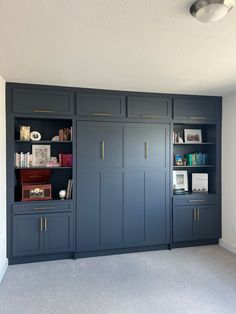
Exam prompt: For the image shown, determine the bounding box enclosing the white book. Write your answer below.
[20,152,24,168]
[192,173,208,193]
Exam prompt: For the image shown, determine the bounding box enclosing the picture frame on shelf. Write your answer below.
[192,173,208,193]
[175,154,183,166]
[173,170,188,192]
[20,126,30,141]
[32,145,51,167]
[184,129,202,143]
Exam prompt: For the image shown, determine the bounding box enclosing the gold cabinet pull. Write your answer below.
[193,209,197,221]
[197,209,200,221]
[92,113,111,116]
[33,110,55,113]
[40,217,43,232]
[141,115,160,118]
[145,142,148,159]
[189,116,206,120]
[188,200,205,203]
[33,206,54,210]
[101,141,105,160]
[44,217,47,231]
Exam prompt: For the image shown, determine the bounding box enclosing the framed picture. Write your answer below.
[175,154,183,166]
[184,129,202,143]
[32,145,51,167]
[20,126,30,141]
[192,173,208,193]
[173,170,188,191]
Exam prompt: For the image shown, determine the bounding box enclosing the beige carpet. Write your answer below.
[0,245,236,314]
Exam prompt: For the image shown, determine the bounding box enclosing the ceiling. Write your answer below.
[0,0,236,96]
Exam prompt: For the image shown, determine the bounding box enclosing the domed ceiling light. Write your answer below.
[190,0,234,22]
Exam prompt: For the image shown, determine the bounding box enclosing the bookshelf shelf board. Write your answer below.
[13,199,73,204]
[15,167,72,170]
[15,140,72,144]
[173,142,215,145]
[173,165,215,169]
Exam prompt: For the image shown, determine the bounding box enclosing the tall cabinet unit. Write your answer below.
[6,83,222,264]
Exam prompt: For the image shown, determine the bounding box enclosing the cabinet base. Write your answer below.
[9,252,74,265]
[171,238,219,249]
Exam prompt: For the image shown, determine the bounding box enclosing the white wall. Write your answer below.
[221,92,236,254]
[0,75,7,282]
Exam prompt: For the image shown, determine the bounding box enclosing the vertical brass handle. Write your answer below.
[197,209,200,221]
[101,141,105,160]
[44,217,47,231]
[145,142,148,159]
[40,217,43,232]
[193,209,197,221]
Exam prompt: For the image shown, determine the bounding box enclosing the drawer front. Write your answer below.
[12,88,74,115]
[127,96,171,119]
[76,93,125,118]
[173,195,216,207]
[173,98,217,121]
[12,201,73,214]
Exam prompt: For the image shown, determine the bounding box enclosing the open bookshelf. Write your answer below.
[173,123,217,195]
[14,117,73,202]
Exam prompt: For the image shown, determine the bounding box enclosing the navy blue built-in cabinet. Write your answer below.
[6,84,222,264]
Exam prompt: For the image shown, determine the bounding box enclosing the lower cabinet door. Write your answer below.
[173,206,194,242]
[194,205,216,240]
[43,213,74,253]
[13,214,44,257]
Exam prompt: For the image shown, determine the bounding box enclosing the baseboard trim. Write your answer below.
[0,259,8,283]
[219,239,236,255]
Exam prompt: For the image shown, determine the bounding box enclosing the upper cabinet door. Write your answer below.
[173,98,217,121]
[12,88,74,115]
[127,96,171,119]
[76,93,125,118]
[77,121,123,168]
[125,124,168,169]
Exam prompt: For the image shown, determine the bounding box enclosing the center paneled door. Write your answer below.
[77,121,170,252]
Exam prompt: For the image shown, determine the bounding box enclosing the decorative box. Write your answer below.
[19,169,52,201]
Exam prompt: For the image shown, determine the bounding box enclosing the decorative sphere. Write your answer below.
[59,190,66,199]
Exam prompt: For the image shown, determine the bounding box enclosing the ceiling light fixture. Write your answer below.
[190,0,234,22]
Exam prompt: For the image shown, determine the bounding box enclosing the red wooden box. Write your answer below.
[20,169,52,201]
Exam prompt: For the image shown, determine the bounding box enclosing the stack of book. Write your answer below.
[15,152,32,168]
[59,154,73,167]
[59,127,72,141]
[185,153,208,166]
[66,179,73,199]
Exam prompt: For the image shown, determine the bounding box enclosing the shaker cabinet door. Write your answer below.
[12,214,44,257]
[77,122,123,169]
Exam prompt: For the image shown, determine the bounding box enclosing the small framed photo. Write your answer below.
[175,154,183,166]
[32,145,51,167]
[173,170,188,191]
[20,126,30,141]
[184,129,202,143]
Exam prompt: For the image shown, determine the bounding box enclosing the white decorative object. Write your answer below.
[59,190,66,200]
[52,135,59,141]
[32,145,51,167]
[30,131,41,141]
[192,173,208,193]
[173,170,188,192]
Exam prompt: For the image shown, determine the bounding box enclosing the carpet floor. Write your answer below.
[0,245,236,314]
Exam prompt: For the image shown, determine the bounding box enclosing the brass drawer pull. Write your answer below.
[92,113,111,116]
[141,115,160,118]
[33,206,55,210]
[44,217,48,231]
[33,110,55,113]
[101,141,105,160]
[189,116,206,120]
[39,217,43,232]
[188,200,205,203]
[145,142,148,159]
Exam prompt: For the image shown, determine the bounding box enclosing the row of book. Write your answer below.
[15,152,32,168]
[66,179,73,199]
[185,153,208,166]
